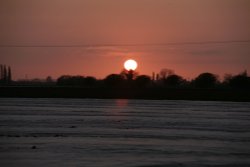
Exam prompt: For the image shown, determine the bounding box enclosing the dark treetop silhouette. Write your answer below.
[0,64,12,86]
[0,68,250,101]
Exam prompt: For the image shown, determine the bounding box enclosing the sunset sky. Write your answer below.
[0,0,250,80]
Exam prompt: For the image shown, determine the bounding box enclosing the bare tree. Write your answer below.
[159,68,174,79]
[0,65,3,80]
[3,65,7,83]
[120,69,138,81]
[7,66,12,84]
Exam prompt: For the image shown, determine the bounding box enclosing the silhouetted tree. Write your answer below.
[135,75,151,87]
[84,76,97,87]
[104,74,125,87]
[223,74,232,84]
[152,72,156,81]
[46,76,53,83]
[3,65,7,83]
[0,65,8,85]
[194,72,219,88]
[0,65,3,80]
[72,76,85,86]
[221,73,233,88]
[164,74,185,87]
[57,75,71,85]
[159,68,174,80]
[0,65,13,85]
[7,66,12,84]
[57,75,85,86]
[228,71,250,89]
[120,69,138,81]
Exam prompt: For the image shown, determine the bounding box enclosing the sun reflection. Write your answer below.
[106,99,129,122]
[115,99,128,107]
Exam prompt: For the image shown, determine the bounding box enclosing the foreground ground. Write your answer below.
[0,98,250,167]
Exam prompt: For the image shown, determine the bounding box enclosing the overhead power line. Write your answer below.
[0,40,250,48]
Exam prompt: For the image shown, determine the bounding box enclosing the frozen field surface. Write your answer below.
[0,98,250,167]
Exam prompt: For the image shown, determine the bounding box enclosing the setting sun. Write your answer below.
[124,59,138,71]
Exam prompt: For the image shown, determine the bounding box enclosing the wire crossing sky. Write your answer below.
[0,40,250,48]
[0,0,250,80]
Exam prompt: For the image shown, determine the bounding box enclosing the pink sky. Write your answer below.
[0,0,250,80]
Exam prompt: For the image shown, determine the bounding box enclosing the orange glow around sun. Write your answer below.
[124,59,138,71]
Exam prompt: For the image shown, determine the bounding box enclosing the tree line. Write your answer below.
[0,64,12,85]
[2,66,249,89]
[57,69,250,89]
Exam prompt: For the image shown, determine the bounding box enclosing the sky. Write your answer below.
[0,0,250,80]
